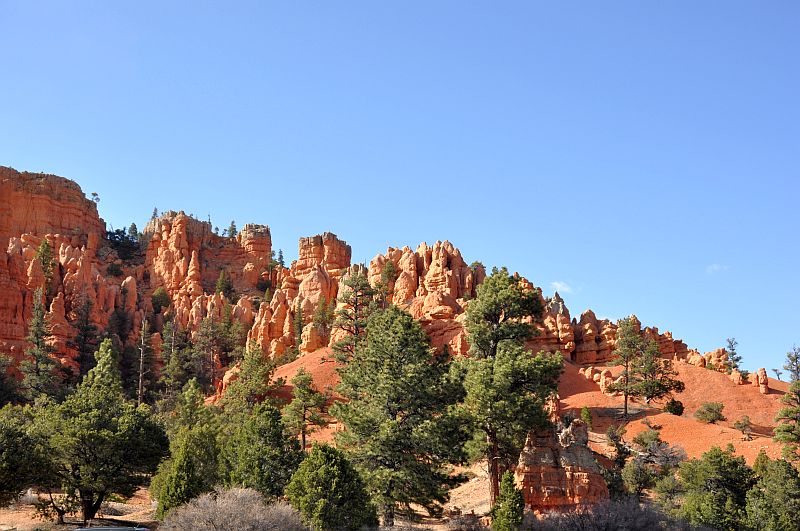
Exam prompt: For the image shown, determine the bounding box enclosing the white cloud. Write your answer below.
[550,281,573,294]
[705,264,729,275]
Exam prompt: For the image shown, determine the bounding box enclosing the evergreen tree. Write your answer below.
[151,287,171,315]
[192,318,219,391]
[215,269,234,300]
[127,222,139,242]
[458,343,562,508]
[221,343,279,415]
[20,287,64,401]
[775,345,800,462]
[157,319,194,408]
[293,300,304,349]
[633,338,685,404]
[283,367,329,449]
[603,424,631,500]
[35,239,55,295]
[374,260,397,308]
[152,207,159,220]
[461,266,552,507]
[227,220,237,238]
[674,445,754,531]
[286,444,378,531]
[491,471,524,531]
[745,458,800,531]
[278,249,285,267]
[152,423,220,519]
[332,306,469,526]
[311,297,335,343]
[33,339,169,524]
[136,318,157,405]
[0,406,44,506]
[606,317,647,418]
[331,270,374,362]
[221,402,303,498]
[0,354,19,405]
[726,337,741,373]
[68,294,98,382]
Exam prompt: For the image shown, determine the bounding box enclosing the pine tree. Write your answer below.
[331,270,375,362]
[311,297,335,343]
[726,337,741,373]
[227,220,237,238]
[491,471,524,531]
[20,287,63,401]
[462,266,550,507]
[33,338,169,524]
[221,343,279,414]
[278,249,285,267]
[283,368,329,450]
[151,207,159,220]
[221,402,303,499]
[675,445,754,530]
[293,300,304,349]
[285,444,378,531]
[745,458,800,531]
[0,353,19,405]
[152,423,219,519]
[151,287,171,315]
[68,294,98,382]
[374,260,397,308]
[0,406,44,506]
[35,239,55,295]
[136,318,156,405]
[215,269,234,300]
[332,306,469,526]
[607,317,648,418]
[774,345,800,462]
[127,223,139,242]
[632,338,685,404]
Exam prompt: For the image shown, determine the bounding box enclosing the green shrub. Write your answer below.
[285,444,377,530]
[151,287,171,314]
[107,262,123,277]
[580,406,593,430]
[492,471,524,531]
[694,402,725,424]
[665,399,684,416]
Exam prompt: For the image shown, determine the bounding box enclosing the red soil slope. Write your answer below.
[559,360,788,464]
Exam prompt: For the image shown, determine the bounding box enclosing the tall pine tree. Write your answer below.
[331,270,375,362]
[282,367,329,450]
[332,306,469,526]
[774,345,800,462]
[20,287,64,401]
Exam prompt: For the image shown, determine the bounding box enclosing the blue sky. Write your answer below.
[1,2,798,372]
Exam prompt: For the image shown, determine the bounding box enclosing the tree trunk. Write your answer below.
[79,489,105,525]
[487,432,500,508]
[382,479,395,527]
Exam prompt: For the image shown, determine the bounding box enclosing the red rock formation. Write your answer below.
[0,167,106,249]
[752,367,769,394]
[515,420,609,512]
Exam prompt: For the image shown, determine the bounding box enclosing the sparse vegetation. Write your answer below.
[665,398,684,416]
[694,402,726,424]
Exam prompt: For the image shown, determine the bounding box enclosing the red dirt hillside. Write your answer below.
[559,360,788,464]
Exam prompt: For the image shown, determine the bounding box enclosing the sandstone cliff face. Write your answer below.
[0,167,105,249]
[515,420,609,511]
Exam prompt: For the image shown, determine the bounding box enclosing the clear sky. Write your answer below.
[1,2,798,373]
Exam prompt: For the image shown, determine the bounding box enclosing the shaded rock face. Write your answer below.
[515,420,609,511]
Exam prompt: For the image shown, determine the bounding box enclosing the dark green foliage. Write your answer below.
[277,249,285,267]
[226,220,237,238]
[0,406,43,506]
[774,345,800,462]
[602,424,631,500]
[745,458,800,531]
[462,266,552,507]
[215,269,235,300]
[374,260,397,307]
[106,228,138,259]
[673,445,754,531]
[665,398,684,416]
[221,402,303,498]
[127,222,139,242]
[156,319,196,408]
[621,457,653,497]
[331,271,375,362]
[0,354,19,405]
[68,294,98,382]
[311,296,335,344]
[106,262,123,276]
[282,368,328,450]
[35,239,55,293]
[152,207,159,220]
[694,402,726,424]
[580,406,592,430]
[221,343,279,414]
[33,338,169,523]
[607,317,684,418]
[285,444,377,530]
[458,344,562,498]
[491,471,524,531]
[726,337,741,373]
[152,423,220,519]
[332,306,469,526]
[464,266,543,361]
[151,287,171,314]
[20,288,64,401]
[734,415,753,440]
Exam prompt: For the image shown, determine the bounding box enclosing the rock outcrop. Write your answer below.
[515,420,609,511]
[752,367,769,394]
